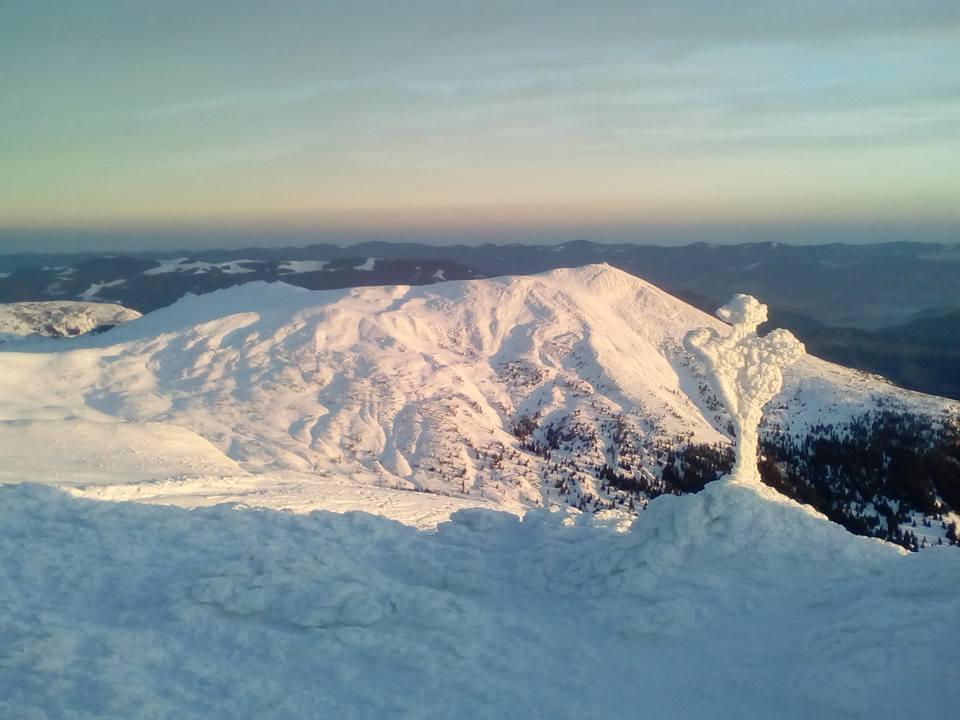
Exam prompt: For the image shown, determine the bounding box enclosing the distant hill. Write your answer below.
[0,255,481,313]
[0,301,141,342]
[1,240,957,398]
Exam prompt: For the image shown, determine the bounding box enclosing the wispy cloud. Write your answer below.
[1,0,958,228]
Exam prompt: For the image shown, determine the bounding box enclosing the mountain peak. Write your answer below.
[525,262,674,299]
[2,266,953,524]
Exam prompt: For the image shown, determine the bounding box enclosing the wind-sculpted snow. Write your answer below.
[1,481,958,719]
[685,294,804,484]
[0,265,955,520]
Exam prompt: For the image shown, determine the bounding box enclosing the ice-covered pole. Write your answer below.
[684,295,804,485]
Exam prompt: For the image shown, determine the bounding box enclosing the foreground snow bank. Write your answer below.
[2,481,958,719]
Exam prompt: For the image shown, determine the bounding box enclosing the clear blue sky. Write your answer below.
[1,1,958,250]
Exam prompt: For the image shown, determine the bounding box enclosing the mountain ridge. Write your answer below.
[3,240,957,399]
[1,265,956,545]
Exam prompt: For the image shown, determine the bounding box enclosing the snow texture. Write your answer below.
[1,480,958,719]
[685,294,804,484]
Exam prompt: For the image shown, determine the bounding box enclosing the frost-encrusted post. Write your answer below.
[684,295,804,485]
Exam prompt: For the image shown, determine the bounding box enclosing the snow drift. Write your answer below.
[2,480,958,719]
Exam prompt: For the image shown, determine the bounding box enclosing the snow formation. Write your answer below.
[2,480,958,719]
[685,294,804,484]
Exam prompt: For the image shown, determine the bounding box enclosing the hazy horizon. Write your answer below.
[1,219,959,255]
[2,1,958,248]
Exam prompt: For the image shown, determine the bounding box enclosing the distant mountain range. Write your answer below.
[1,240,957,398]
[0,255,481,314]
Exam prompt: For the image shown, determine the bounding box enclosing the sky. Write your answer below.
[1,1,959,251]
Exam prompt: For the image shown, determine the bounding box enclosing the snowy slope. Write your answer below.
[2,480,958,719]
[0,300,140,342]
[0,265,954,520]
[0,418,244,486]
[2,265,959,717]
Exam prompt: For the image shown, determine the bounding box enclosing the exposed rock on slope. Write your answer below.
[0,301,141,342]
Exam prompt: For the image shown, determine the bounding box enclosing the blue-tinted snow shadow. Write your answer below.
[2,483,958,720]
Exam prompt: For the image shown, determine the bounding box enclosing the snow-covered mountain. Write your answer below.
[4,242,958,399]
[0,300,141,342]
[2,265,959,717]
[0,265,955,533]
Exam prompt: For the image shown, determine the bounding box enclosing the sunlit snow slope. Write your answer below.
[0,265,954,521]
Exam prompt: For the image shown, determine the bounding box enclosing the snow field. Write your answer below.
[143,258,264,275]
[0,418,245,485]
[1,480,958,719]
